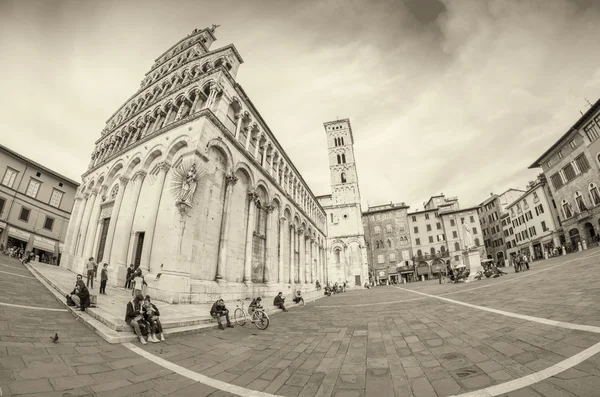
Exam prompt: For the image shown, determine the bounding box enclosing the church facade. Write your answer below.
[316,119,369,287]
[62,27,328,303]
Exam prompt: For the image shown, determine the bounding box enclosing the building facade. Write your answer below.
[316,119,368,287]
[0,144,79,262]
[362,202,412,284]
[408,194,485,279]
[477,189,524,264]
[530,99,600,249]
[62,27,328,303]
[504,177,563,260]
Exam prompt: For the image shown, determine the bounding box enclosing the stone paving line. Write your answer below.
[0,270,35,279]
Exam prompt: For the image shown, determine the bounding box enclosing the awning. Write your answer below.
[8,227,31,242]
[32,236,56,252]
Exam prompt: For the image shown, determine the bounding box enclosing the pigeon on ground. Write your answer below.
[50,333,59,343]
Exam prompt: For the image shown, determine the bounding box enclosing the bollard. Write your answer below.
[562,247,566,256]
[421,275,425,282]
[544,251,548,260]
[583,240,588,250]
[578,241,583,252]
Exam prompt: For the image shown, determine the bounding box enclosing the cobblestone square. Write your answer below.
[2,248,600,396]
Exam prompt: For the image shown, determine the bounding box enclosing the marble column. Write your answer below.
[216,173,238,282]
[83,185,107,261]
[309,238,314,283]
[110,171,146,267]
[298,228,305,284]
[164,106,173,126]
[234,113,243,139]
[76,189,98,257]
[263,205,275,283]
[289,225,295,285]
[65,195,86,255]
[278,216,286,283]
[243,190,258,283]
[102,177,129,263]
[140,161,171,272]
[190,93,200,114]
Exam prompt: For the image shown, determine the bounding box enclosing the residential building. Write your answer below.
[407,194,484,280]
[362,202,412,284]
[529,98,600,249]
[477,189,524,264]
[504,176,563,260]
[317,118,368,287]
[63,27,327,303]
[0,144,79,262]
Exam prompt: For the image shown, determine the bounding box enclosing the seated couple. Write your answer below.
[66,274,90,312]
[125,294,165,345]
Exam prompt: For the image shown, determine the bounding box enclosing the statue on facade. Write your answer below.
[179,163,198,205]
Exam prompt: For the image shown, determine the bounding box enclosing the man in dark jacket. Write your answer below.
[273,292,288,312]
[70,280,90,312]
[210,299,233,330]
[126,294,150,344]
[125,264,135,289]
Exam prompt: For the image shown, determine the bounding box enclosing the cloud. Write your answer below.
[0,0,599,215]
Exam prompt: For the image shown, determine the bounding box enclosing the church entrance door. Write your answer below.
[355,275,361,286]
[134,232,145,268]
[96,218,110,262]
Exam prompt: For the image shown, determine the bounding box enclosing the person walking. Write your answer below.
[99,263,108,294]
[85,257,96,289]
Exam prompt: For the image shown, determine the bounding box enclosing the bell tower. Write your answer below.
[324,119,361,205]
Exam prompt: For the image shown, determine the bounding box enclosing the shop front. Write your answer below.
[430,259,446,277]
[376,270,388,285]
[7,227,30,251]
[32,236,58,264]
[0,221,6,249]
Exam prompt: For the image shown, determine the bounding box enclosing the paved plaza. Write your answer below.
[2,249,600,396]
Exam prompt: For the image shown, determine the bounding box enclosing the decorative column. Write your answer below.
[65,195,86,255]
[101,177,129,262]
[175,99,186,121]
[289,225,295,285]
[110,170,146,267]
[298,228,305,284]
[141,121,151,136]
[278,216,286,283]
[254,134,262,158]
[76,189,98,257]
[164,106,173,126]
[150,113,163,134]
[245,129,252,151]
[215,173,238,283]
[83,185,107,260]
[234,113,243,139]
[243,190,259,283]
[190,93,200,114]
[140,161,171,272]
[263,205,275,283]
[309,238,315,283]
[316,242,321,283]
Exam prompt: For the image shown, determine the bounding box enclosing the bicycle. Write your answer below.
[234,299,270,330]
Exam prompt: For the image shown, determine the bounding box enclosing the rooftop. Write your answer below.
[529,98,600,168]
[0,144,80,187]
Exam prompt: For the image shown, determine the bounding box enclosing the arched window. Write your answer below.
[330,213,334,223]
[341,153,346,163]
[454,242,460,251]
[334,249,341,264]
[334,137,338,146]
[375,241,379,249]
[430,247,435,256]
[474,238,480,247]
[387,239,392,248]
[417,249,422,257]
[562,199,573,219]
[575,191,588,212]
[374,226,381,235]
[590,183,600,206]
[337,154,341,164]
[440,245,446,253]
[341,172,346,183]
[341,137,344,145]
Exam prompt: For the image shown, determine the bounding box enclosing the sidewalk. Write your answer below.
[26,261,326,344]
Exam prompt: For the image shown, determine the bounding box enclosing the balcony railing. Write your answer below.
[576,209,590,221]
[413,252,450,261]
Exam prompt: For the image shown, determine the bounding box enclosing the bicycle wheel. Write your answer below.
[252,311,270,330]
[234,308,246,326]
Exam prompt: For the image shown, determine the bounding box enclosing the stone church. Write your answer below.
[62,27,328,303]
[316,119,369,287]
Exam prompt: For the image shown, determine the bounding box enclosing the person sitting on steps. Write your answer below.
[142,295,164,342]
[126,293,154,345]
[210,299,234,330]
[67,275,90,311]
[274,292,288,312]
[293,290,305,305]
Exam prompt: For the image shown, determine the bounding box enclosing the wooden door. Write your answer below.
[96,218,110,262]
[134,232,145,268]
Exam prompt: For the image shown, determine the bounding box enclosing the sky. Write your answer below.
[1,0,599,211]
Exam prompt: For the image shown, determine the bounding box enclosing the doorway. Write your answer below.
[133,232,145,269]
[584,222,596,241]
[96,218,110,262]
[354,275,361,286]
